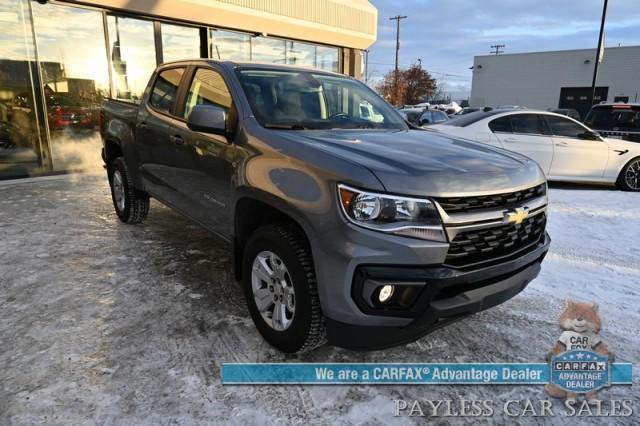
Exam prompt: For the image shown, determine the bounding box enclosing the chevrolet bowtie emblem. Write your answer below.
[503,207,529,225]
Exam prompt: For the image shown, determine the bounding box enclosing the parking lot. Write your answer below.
[0,173,638,425]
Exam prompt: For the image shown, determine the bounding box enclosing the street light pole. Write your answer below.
[389,15,407,105]
[591,0,608,106]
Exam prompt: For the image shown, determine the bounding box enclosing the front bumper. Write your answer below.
[316,230,550,350]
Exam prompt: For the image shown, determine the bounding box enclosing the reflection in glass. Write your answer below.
[286,41,316,68]
[316,46,339,72]
[107,15,156,103]
[161,23,200,63]
[210,30,251,62]
[33,2,109,172]
[251,37,286,64]
[0,0,44,177]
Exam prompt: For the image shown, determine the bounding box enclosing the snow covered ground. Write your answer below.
[0,174,638,425]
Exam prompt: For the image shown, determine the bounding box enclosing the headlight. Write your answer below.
[338,184,447,242]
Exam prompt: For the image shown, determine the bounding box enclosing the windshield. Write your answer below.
[584,107,640,131]
[236,68,407,130]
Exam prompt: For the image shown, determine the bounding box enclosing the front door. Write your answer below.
[170,66,240,240]
[489,113,554,174]
[543,114,609,179]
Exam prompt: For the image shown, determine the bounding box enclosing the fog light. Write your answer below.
[378,285,395,303]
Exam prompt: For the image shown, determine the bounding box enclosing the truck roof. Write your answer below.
[158,58,345,77]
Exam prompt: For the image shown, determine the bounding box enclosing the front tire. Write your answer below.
[617,157,640,191]
[108,157,150,223]
[242,225,326,353]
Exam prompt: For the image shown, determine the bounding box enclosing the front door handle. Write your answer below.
[139,121,148,129]
[503,138,518,143]
[169,134,184,145]
[555,141,568,147]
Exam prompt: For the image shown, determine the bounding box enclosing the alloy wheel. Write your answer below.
[625,159,640,190]
[112,169,126,212]
[251,250,296,331]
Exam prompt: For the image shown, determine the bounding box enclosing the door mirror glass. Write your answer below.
[420,118,431,125]
[578,130,602,141]
[187,104,226,135]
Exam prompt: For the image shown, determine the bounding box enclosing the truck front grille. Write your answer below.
[434,183,546,213]
[444,212,546,268]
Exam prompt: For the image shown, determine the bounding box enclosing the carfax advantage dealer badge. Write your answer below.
[550,350,611,394]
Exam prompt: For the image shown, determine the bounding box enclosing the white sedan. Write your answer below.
[431,109,640,191]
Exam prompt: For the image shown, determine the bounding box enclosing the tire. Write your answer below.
[108,157,150,223]
[242,224,326,353]
[616,157,640,192]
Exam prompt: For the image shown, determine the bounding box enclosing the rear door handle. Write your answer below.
[503,138,518,143]
[169,134,184,145]
[139,121,148,128]
[555,141,568,147]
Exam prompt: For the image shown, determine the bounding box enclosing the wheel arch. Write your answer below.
[233,190,316,281]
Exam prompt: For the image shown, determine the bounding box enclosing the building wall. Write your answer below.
[470,46,640,109]
[63,0,377,50]
[0,0,377,180]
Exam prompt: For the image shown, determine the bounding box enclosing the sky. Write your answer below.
[367,0,640,101]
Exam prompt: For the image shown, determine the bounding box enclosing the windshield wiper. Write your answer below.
[263,123,308,130]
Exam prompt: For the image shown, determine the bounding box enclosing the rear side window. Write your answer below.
[150,68,185,114]
[545,115,589,138]
[489,116,512,133]
[510,114,544,134]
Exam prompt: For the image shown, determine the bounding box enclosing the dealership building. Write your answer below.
[470,45,640,119]
[0,0,377,179]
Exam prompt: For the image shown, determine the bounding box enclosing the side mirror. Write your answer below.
[578,130,601,141]
[187,104,226,136]
[419,118,431,126]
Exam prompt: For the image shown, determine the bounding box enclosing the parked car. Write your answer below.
[101,60,550,353]
[431,109,640,191]
[397,107,424,124]
[548,108,581,121]
[418,109,449,126]
[46,94,95,131]
[584,103,640,143]
[451,107,481,117]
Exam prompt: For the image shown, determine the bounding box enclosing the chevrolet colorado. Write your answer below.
[100,60,550,353]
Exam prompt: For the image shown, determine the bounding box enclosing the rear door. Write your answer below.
[544,114,609,179]
[136,66,187,197]
[489,113,554,173]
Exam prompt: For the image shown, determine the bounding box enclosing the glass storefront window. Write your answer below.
[286,41,316,68]
[316,45,340,72]
[251,37,286,64]
[107,15,156,103]
[0,0,45,178]
[210,29,251,62]
[32,2,109,172]
[161,23,200,63]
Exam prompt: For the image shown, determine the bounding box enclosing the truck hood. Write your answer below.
[274,129,545,197]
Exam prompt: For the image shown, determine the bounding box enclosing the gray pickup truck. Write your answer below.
[100,60,550,353]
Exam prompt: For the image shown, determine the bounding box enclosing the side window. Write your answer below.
[545,115,589,138]
[489,116,512,133]
[183,68,232,119]
[510,114,544,134]
[149,67,185,114]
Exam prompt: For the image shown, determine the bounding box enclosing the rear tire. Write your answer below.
[242,224,326,353]
[108,157,150,223]
[616,157,640,192]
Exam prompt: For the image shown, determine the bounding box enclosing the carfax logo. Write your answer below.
[545,299,614,403]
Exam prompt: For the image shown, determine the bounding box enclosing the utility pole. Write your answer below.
[591,0,608,106]
[490,44,505,55]
[364,49,369,84]
[389,15,407,104]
